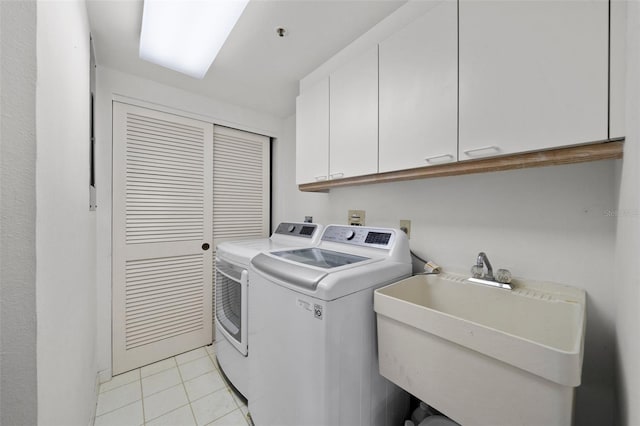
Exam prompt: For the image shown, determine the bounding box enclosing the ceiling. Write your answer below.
[86,0,406,118]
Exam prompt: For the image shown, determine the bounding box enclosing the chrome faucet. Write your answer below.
[469,252,513,290]
[475,252,494,281]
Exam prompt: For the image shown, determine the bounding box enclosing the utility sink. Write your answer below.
[374,273,586,426]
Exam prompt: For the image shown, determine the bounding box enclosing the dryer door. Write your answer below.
[215,258,248,356]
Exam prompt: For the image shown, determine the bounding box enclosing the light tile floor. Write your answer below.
[94,345,251,426]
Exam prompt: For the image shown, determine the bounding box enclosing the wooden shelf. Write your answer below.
[298,140,624,192]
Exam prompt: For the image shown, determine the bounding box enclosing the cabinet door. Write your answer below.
[379,1,458,172]
[459,0,608,160]
[296,77,329,185]
[329,47,378,179]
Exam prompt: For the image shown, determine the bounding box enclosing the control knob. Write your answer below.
[287,225,296,233]
[345,230,356,240]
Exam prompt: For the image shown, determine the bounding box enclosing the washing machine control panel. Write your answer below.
[321,225,396,249]
[274,222,319,238]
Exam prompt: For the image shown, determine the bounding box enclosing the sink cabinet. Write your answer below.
[458,0,609,160]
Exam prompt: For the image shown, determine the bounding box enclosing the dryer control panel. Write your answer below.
[321,225,396,249]
[274,222,319,238]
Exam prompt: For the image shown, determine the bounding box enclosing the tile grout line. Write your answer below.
[140,357,178,380]
[98,370,140,395]
[101,355,179,397]
[143,358,196,424]
[139,365,183,399]
[189,385,230,405]
[184,377,239,425]
[141,352,217,401]
[185,381,228,406]
[201,408,245,426]
[188,386,240,425]
[146,401,193,425]
[100,348,215,425]
[175,355,200,426]
[94,399,144,424]
[176,352,215,381]
[207,349,252,425]
[139,369,146,426]
[175,348,210,366]
[208,350,250,426]
[207,352,217,372]
[94,375,143,419]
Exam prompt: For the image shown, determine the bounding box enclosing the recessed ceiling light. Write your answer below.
[139,0,250,79]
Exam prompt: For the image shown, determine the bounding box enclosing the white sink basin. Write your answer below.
[374,273,586,426]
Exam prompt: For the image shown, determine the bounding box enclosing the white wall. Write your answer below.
[36,1,98,424]
[0,1,38,424]
[94,66,284,379]
[278,107,619,424]
[614,2,640,425]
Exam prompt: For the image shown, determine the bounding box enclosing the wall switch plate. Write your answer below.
[400,219,411,238]
[348,210,366,226]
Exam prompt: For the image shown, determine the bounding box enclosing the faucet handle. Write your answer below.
[495,269,512,284]
[470,265,483,278]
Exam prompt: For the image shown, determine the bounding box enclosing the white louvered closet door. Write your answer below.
[213,126,270,245]
[212,126,270,338]
[112,102,213,374]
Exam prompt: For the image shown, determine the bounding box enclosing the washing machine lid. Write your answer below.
[251,225,412,299]
[271,248,369,269]
[251,248,380,291]
[252,253,328,290]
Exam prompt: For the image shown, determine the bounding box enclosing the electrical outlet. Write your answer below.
[400,219,411,238]
[348,210,366,226]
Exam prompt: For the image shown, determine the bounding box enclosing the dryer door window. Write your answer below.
[215,259,248,356]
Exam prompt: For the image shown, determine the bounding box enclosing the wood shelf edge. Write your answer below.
[298,140,624,192]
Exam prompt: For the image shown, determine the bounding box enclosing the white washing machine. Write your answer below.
[248,225,411,426]
[214,222,323,398]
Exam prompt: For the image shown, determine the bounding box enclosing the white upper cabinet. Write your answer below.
[296,77,329,185]
[609,0,626,139]
[459,0,608,160]
[379,1,458,172]
[329,47,379,179]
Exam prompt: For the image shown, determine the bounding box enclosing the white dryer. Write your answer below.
[214,222,323,398]
[248,225,411,426]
